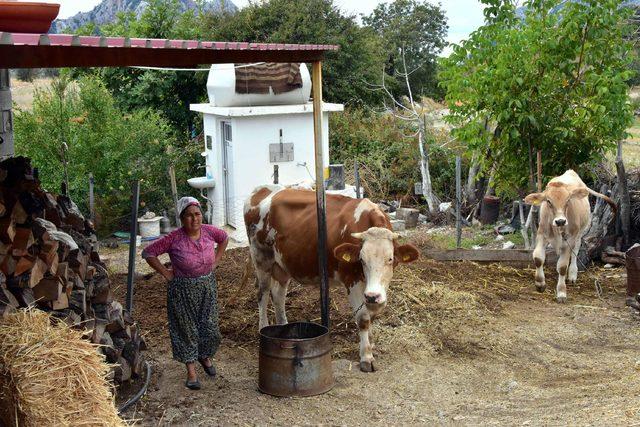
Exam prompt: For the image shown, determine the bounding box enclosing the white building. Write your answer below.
[189,63,343,243]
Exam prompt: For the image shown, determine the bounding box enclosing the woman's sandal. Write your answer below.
[198,359,216,377]
[185,379,201,390]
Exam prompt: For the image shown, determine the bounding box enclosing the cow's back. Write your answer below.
[245,187,390,284]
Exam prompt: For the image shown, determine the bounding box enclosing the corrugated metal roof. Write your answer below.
[0,33,339,69]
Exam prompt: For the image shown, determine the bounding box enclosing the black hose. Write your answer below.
[118,361,152,415]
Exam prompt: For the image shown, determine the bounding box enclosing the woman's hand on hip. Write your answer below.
[163,269,174,282]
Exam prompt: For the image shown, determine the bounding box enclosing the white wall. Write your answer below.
[202,111,331,242]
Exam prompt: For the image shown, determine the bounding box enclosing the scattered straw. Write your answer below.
[0,309,127,427]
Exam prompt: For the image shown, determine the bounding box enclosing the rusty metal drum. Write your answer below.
[480,195,500,225]
[258,322,334,397]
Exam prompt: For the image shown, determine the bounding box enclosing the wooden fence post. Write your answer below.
[455,156,462,248]
[88,173,95,223]
[354,160,361,199]
[168,165,180,227]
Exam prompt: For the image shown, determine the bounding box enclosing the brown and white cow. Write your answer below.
[244,185,419,372]
[524,170,616,303]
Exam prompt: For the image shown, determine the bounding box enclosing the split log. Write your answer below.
[114,357,132,383]
[90,319,108,344]
[0,254,17,276]
[92,278,112,304]
[14,256,34,276]
[32,277,63,301]
[28,258,48,288]
[60,310,82,327]
[69,289,86,315]
[31,220,50,241]
[55,262,69,281]
[57,240,71,262]
[85,265,96,281]
[52,291,69,310]
[0,217,16,243]
[67,249,88,280]
[39,239,59,265]
[101,332,119,363]
[0,286,19,317]
[10,287,35,307]
[10,200,28,224]
[11,227,33,257]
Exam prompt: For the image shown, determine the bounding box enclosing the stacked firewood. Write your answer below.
[0,156,145,384]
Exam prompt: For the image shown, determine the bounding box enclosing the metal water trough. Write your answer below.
[259,322,334,397]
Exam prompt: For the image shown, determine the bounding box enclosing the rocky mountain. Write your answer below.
[51,0,237,34]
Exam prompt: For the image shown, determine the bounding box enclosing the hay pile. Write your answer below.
[0,309,126,427]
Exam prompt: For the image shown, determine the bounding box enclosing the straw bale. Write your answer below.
[0,309,127,427]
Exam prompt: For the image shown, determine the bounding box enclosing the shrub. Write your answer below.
[14,76,197,236]
[330,108,460,203]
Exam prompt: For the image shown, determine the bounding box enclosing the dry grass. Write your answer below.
[10,78,53,111]
[0,309,126,427]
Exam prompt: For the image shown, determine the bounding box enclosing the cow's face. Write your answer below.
[525,183,589,229]
[334,227,419,308]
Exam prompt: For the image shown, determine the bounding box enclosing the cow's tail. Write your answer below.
[226,257,255,307]
[587,187,618,215]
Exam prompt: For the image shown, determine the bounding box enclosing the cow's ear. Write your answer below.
[524,192,545,206]
[334,243,360,264]
[571,187,589,200]
[395,244,419,263]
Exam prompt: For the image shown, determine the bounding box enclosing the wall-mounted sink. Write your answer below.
[187,176,215,189]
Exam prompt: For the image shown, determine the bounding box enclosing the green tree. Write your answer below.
[202,0,386,106]
[70,0,211,137]
[14,76,197,235]
[439,0,634,195]
[363,0,448,100]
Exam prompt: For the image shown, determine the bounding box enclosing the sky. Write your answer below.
[43,0,486,55]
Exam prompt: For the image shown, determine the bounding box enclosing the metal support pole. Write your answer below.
[354,160,361,199]
[0,69,13,159]
[273,164,279,185]
[312,61,330,329]
[89,173,95,223]
[126,180,140,314]
[455,156,462,248]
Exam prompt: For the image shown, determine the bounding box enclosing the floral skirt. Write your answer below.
[166,272,221,363]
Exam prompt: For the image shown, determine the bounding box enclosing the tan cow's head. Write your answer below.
[334,227,419,307]
[525,182,589,229]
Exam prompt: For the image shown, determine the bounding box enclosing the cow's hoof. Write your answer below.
[359,361,376,372]
[535,284,546,293]
[557,296,567,303]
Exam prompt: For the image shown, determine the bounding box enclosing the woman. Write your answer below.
[142,196,228,390]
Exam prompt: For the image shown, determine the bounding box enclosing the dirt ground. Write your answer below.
[105,239,640,426]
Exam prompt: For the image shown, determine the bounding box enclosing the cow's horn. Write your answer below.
[351,232,364,240]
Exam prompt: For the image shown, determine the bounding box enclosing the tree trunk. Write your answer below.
[578,184,616,266]
[616,141,631,249]
[418,130,439,214]
[466,152,480,205]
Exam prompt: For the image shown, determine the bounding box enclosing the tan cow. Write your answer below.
[244,185,419,372]
[524,170,616,302]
